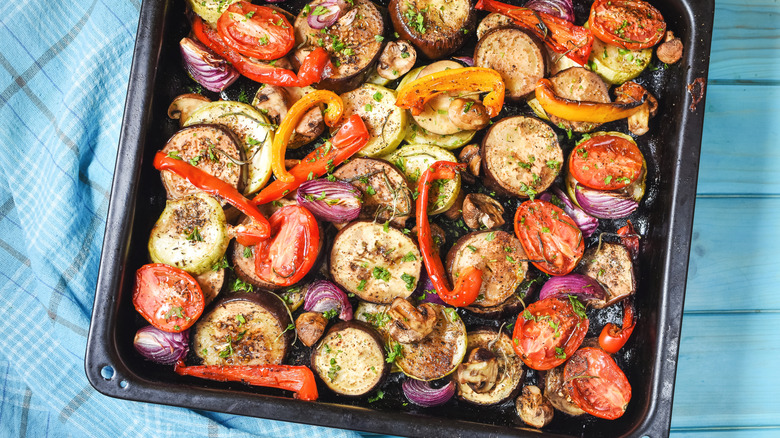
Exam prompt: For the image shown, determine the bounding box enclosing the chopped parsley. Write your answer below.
[372,266,391,281]
[401,273,416,291]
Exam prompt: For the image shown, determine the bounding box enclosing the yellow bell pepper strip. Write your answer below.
[395,67,505,118]
[174,361,318,401]
[271,90,344,184]
[535,78,645,124]
[416,161,483,307]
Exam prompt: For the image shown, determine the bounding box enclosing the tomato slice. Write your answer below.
[514,200,584,276]
[254,205,320,287]
[569,134,644,191]
[512,297,589,370]
[217,2,295,60]
[588,0,666,50]
[564,347,632,419]
[133,264,205,333]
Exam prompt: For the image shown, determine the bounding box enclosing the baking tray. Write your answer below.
[86,0,714,436]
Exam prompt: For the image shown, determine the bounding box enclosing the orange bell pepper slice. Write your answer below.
[271,90,344,184]
[535,78,645,124]
[395,67,505,118]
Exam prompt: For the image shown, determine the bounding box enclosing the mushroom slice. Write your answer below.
[377,40,417,80]
[516,385,554,428]
[462,193,505,229]
[296,311,328,347]
[448,98,490,131]
[386,298,437,343]
[167,94,211,126]
[615,81,658,136]
[457,347,500,393]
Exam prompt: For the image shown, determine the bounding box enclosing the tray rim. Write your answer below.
[85,0,715,436]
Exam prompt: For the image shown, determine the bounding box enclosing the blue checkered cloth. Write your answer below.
[0,1,365,436]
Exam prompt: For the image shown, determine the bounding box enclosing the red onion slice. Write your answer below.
[402,379,455,407]
[453,56,474,67]
[179,37,239,93]
[297,179,362,222]
[524,0,575,23]
[540,187,599,237]
[412,271,449,307]
[538,274,607,303]
[307,1,343,29]
[574,183,639,219]
[303,280,353,320]
[134,326,189,365]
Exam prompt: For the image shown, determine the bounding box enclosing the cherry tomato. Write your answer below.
[514,200,584,276]
[254,205,320,287]
[133,264,205,333]
[569,134,644,191]
[588,0,666,50]
[564,347,632,419]
[512,297,589,370]
[217,2,295,60]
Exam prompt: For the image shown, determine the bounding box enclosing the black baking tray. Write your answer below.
[86,0,714,436]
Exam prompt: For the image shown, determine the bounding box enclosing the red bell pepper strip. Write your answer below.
[252,114,370,205]
[192,16,331,88]
[617,220,640,261]
[475,0,593,66]
[416,161,483,307]
[153,152,270,244]
[174,361,318,401]
[598,298,636,354]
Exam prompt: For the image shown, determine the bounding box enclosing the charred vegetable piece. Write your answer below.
[577,242,636,307]
[386,297,437,343]
[405,119,476,150]
[377,40,417,80]
[296,311,328,347]
[388,0,477,59]
[192,291,294,366]
[516,385,554,428]
[461,193,504,230]
[187,0,241,25]
[474,27,547,100]
[544,365,586,416]
[148,192,230,275]
[330,221,422,304]
[456,329,523,405]
[311,321,389,396]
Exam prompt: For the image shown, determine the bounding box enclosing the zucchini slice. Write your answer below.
[330,221,422,304]
[406,61,467,135]
[311,321,390,397]
[336,84,407,157]
[192,291,294,366]
[391,304,468,381]
[148,192,230,275]
[184,101,275,195]
[186,0,241,25]
[456,329,524,405]
[404,119,476,150]
[384,144,461,215]
[588,35,652,85]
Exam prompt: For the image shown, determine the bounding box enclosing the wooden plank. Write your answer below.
[684,197,780,311]
[672,428,780,438]
[696,85,780,195]
[709,0,780,82]
[671,313,780,429]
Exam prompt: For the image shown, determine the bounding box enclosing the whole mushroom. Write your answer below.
[456,347,499,393]
[462,193,505,229]
[377,40,417,80]
[448,98,490,131]
[516,385,555,428]
[656,31,684,65]
[386,298,437,343]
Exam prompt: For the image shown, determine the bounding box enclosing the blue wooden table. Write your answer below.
[360,1,780,437]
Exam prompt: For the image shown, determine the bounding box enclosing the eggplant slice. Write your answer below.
[294,0,386,94]
[311,321,390,397]
[446,230,528,308]
[392,304,468,381]
[481,116,563,199]
[474,27,547,100]
[544,366,586,416]
[333,157,413,227]
[546,67,612,133]
[455,329,524,405]
[330,221,422,304]
[577,242,636,308]
[389,0,476,59]
[192,291,294,366]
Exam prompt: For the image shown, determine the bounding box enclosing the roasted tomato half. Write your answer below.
[512,296,589,370]
[564,347,632,419]
[217,2,295,60]
[133,263,205,332]
[569,134,644,191]
[588,0,666,50]
[514,200,584,276]
[253,205,320,287]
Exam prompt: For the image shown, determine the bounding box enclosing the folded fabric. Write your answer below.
[0,1,360,436]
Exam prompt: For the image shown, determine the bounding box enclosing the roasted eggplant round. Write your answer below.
[192,291,294,366]
[474,27,547,100]
[577,242,636,308]
[311,320,390,397]
[389,0,476,59]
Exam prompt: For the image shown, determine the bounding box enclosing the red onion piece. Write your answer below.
[412,271,449,306]
[539,274,607,303]
[524,0,575,22]
[540,187,599,237]
[304,280,353,320]
[307,1,343,29]
[297,179,362,222]
[453,56,474,67]
[179,37,239,93]
[402,379,455,407]
[574,184,639,219]
[134,326,189,365]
